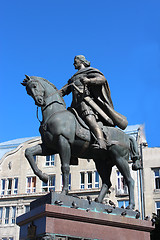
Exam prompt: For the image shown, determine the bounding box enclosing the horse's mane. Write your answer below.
[30,76,66,106]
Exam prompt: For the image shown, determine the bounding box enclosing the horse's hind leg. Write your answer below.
[94,158,112,203]
[129,136,141,170]
[25,143,52,183]
[116,155,135,209]
[58,135,71,195]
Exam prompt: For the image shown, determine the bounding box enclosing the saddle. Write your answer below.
[68,107,109,143]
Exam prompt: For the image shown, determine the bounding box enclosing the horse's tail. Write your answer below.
[129,136,142,171]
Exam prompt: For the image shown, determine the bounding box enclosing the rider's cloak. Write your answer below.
[61,67,128,129]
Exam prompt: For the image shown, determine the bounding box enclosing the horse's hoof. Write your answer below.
[132,162,142,171]
[61,190,68,195]
[128,204,135,210]
[94,197,99,203]
[41,173,49,183]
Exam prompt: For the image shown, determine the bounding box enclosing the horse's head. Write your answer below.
[22,75,66,109]
[21,75,46,107]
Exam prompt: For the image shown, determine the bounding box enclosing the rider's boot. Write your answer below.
[84,114,107,150]
[92,127,107,150]
[97,138,107,149]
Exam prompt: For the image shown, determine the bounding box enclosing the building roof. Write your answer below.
[124,124,142,134]
[125,124,147,143]
[0,137,37,160]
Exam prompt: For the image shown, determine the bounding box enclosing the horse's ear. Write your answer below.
[21,74,31,86]
[25,74,31,80]
[21,82,27,86]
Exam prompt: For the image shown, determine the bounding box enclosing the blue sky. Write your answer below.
[0,0,160,147]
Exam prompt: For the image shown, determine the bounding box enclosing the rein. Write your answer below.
[36,81,75,123]
[42,81,75,99]
[42,100,63,112]
[37,107,42,123]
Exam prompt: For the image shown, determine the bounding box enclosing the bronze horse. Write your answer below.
[22,75,140,209]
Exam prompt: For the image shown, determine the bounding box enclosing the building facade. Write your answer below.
[0,124,159,239]
[143,147,160,217]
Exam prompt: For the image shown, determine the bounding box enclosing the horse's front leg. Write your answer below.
[25,144,49,183]
[58,135,71,195]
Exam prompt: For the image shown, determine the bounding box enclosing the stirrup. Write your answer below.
[92,138,107,150]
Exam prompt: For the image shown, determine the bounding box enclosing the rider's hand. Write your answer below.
[80,77,90,84]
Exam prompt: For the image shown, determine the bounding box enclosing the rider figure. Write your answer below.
[60,55,127,150]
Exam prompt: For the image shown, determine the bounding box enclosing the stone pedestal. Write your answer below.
[16,192,154,240]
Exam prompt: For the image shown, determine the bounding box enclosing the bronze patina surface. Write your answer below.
[21,56,141,209]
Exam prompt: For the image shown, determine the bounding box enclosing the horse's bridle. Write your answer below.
[26,80,46,123]
[26,78,77,123]
[27,80,63,123]
[26,79,45,98]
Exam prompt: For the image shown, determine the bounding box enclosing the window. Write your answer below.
[1,179,5,195]
[0,207,3,224]
[87,172,92,189]
[154,169,160,189]
[156,201,160,217]
[42,175,55,192]
[26,177,36,193]
[25,205,30,213]
[11,206,16,224]
[68,173,71,190]
[46,155,55,166]
[13,178,18,194]
[80,171,97,189]
[2,238,13,240]
[116,171,128,195]
[1,178,18,195]
[61,174,71,190]
[118,200,129,208]
[5,207,10,224]
[7,179,12,195]
[80,172,85,189]
[95,171,99,188]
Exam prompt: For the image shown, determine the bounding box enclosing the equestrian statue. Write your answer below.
[21,55,141,209]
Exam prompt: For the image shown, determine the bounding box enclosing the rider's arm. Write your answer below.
[59,82,72,97]
[82,73,106,85]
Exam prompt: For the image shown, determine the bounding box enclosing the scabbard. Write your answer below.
[104,103,128,130]
[73,82,128,129]
[84,96,114,125]
[72,83,114,126]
